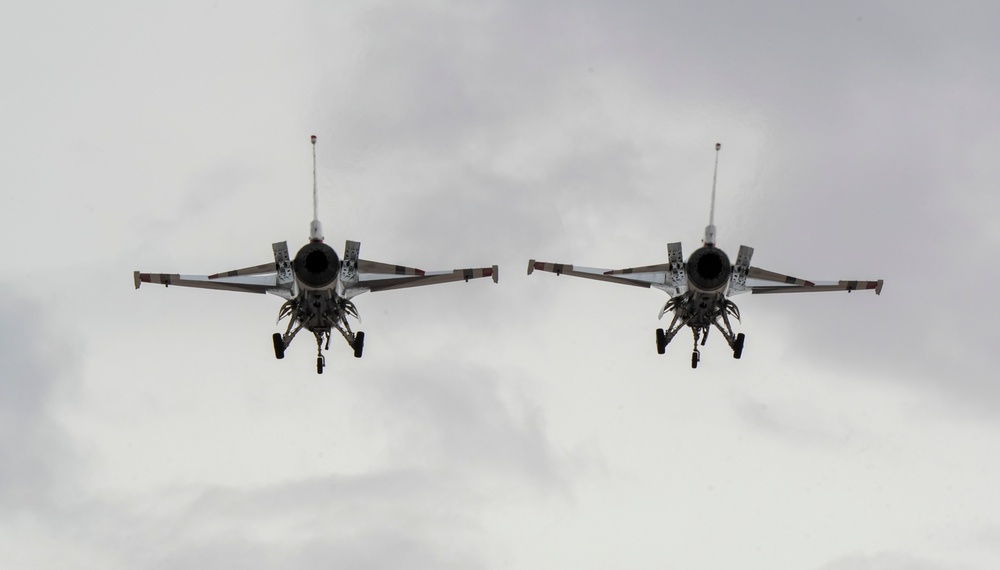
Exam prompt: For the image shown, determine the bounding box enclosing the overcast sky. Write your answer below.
[3,1,1000,568]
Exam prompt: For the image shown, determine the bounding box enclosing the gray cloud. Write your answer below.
[818,552,950,570]
[5,1,1000,568]
[129,472,488,570]
[309,1,1000,426]
[0,287,80,512]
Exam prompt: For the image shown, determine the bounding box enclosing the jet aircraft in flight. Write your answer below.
[135,136,498,373]
[528,144,882,368]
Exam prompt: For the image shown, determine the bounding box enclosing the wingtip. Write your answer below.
[492,265,499,284]
[133,271,141,290]
[527,259,535,275]
[876,279,884,295]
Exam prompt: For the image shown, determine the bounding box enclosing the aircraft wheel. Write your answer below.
[272,333,285,360]
[655,329,667,355]
[691,351,700,369]
[353,331,365,359]
[733,333,745,359]
[317,357,325,374]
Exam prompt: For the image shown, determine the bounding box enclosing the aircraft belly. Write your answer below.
[685,276,731,295]
[674,292,727,327]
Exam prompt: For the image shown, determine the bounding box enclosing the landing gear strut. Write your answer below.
[691,327,707,369]
[656,294,747,368]
[314,332,330,374]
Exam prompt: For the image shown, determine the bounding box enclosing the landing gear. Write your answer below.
[274,292,366,371]
[657,292,747,368]
[733,333,745,359]
[691,327,705,368]
[353,331,365,358]
[655,329,667,354]
[272,333,285,359]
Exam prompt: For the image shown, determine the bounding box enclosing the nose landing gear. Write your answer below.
[314,332,330,374]
[690,327,709,368]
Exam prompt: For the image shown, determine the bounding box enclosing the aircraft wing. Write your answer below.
[745,266,884,295]
[527,259,687,296]
[134,270,278,294]
[348,259,499,294]
[133,242,296,299]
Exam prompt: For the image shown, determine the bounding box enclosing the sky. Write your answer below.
[2,1,1000,568]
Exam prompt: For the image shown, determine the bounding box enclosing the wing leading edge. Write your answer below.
[745,266,883,295]
[348,263,498,295]
[134,242,295,298]
[338,240,498,296]
[134,271,280,294]
[527,259,687,296]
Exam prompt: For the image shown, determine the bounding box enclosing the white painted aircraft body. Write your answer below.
[135,136,498,373]
[528,144,882,368]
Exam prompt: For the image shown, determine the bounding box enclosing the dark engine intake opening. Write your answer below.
[686,246,731,292]
[293,242,341,288]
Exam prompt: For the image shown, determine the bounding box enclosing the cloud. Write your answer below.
[352,359,571,495]
[733,395,853,448]
[0,286,80,512]
[92,471,490,570]
[0,320,570,568]
[7,2,1000,568]
[819,551,949,570]
[65,359,567,569]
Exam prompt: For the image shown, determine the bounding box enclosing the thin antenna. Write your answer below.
[309,135,324,242]
[312,135,318,221]
[704,142,721,246]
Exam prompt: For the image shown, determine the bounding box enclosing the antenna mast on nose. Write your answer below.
[309,135,324,242]
[705,142,721,246]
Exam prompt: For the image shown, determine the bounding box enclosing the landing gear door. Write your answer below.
[728,245,754,295]
[341,240,360,285]
[271,241,295,299]
[667,242,685,287]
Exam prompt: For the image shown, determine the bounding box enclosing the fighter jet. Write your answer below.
[134,136,498,373]
[527,144,882,368]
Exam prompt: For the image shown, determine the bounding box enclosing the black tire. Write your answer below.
[272,333,285,360]
[316,357,324,374]
[655,329,667,355]
[353,331,365,359]
[733,333,745,359]
[691,351,699,369]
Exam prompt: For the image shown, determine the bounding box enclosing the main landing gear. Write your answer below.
[274,294,365,373]
[272,333,285,359]
[271,329,365,374]
[656,329,668,354]
[353,331,365,359]
[653,326,746,368]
